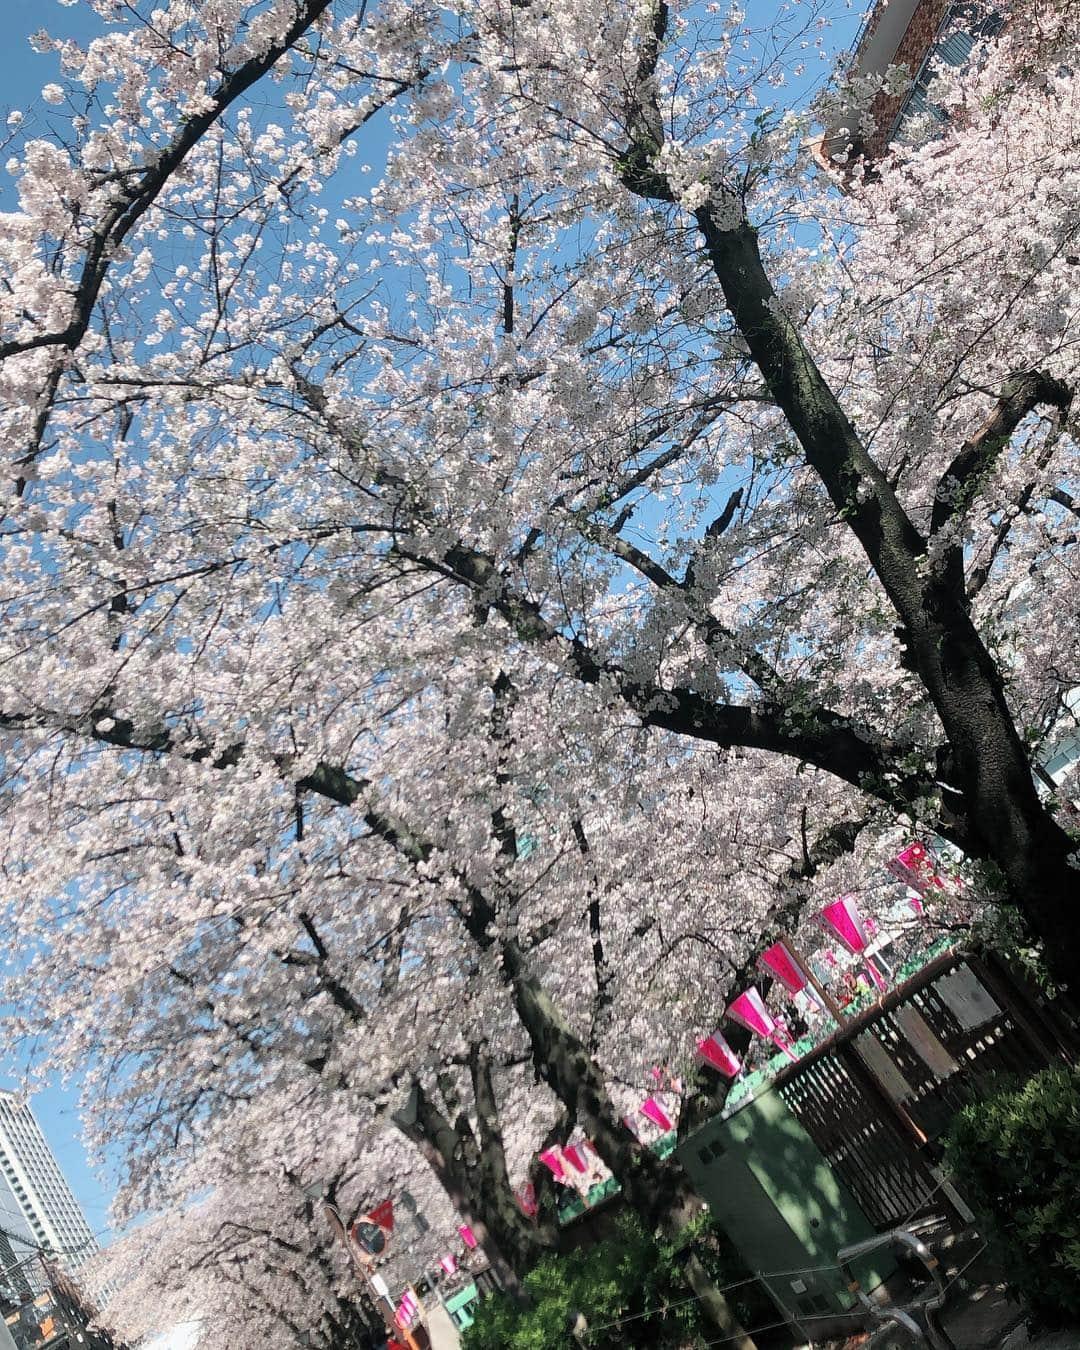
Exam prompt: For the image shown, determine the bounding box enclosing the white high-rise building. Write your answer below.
[0,1091,97,1296]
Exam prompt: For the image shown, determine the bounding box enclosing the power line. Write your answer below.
[586,1180,958,1337]
[0,1220,97,1260]
[587,1261,844,1335]
[696,1249,991,1350]
[0,1222,39,1252]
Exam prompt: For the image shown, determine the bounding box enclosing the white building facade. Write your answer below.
[0,1091,97,1294]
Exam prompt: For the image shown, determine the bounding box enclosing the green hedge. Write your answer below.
[945,1063,1080,1329]
[462,1212,772,1349]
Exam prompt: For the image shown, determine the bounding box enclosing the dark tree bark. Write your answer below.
[391,1053,559,1299]
[687,208,1080,986]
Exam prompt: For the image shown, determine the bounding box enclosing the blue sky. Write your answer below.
[1,1,95,106]
[2,0,118,1248]
[0,0,864,1254]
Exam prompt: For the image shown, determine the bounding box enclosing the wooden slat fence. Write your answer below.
[774,951,1077,1232]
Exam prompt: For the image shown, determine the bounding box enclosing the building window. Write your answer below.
[893,3,1005,146]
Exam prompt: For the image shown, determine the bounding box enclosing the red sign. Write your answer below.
[368,1198,394,1232]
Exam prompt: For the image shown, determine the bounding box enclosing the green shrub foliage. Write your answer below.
[945,1063,1080,1328]
[462,1211,772,1349]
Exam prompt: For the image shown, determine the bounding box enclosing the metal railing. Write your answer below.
[838,1227,956,1348]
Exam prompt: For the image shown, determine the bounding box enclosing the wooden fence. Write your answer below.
[773,950,1079,1230]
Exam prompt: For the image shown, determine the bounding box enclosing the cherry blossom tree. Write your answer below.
[89,1062,545,1348]
[2,0,1079,1343]
[91,1175,386,1350]
[0,0,1073,971]
[6,665,826,1333]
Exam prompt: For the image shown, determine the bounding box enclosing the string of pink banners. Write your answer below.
[433,841,949,1269]
[697,841,947,1082]
[552,843,944,1159]
[698,884,901,1079]
[395,1288,420,1331]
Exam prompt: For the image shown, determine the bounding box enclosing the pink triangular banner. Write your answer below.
[887,840,946,894]
[640,1096,673,1132]
[538,1148,565,1181]
[818,893,870,955]
[562,1143,588,1173]
[697,1032,742,1077]
[726,986,777,1039]
[758,940,808,995]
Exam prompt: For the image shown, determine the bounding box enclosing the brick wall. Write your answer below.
[861,0,954,156]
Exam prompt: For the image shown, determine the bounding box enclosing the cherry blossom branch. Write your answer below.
[620,0,675,202]
[0,601,932,863]
[967,418,1076,599]
[514,389,748,565]
[0,0,336,363]
[569,507,781,695]
[296,911,368,1020]
[931,369,1072,595]
[394,538,932,807]
[932,371,1072,533]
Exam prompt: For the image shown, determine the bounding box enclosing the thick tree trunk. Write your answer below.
[911,578,1079,978]
[660,1169,759,1350]
[366,779,749,1329]
[694,207,1080,986]
[393,1080,552,1297]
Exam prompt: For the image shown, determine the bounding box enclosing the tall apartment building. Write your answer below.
[816,0,1004,165]
[0,1092,97,1299]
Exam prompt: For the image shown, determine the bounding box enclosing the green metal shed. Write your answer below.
[676,1083,895,1341]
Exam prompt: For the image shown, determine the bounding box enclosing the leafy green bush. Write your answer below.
[945,1063,1080,1329]
[462,1211,771,1350]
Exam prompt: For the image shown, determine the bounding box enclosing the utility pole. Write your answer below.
[319,1200,428,1350]
[783,938,845,1023]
